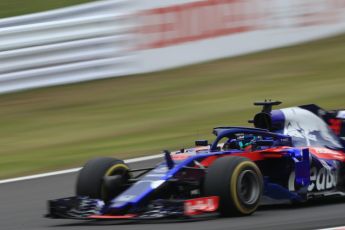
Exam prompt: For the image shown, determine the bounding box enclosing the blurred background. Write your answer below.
[0,0,345,179]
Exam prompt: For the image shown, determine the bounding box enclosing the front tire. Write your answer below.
[204,156,263,216]
[76,157,130,201]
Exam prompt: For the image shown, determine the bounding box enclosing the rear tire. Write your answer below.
[76,157,130,201]
[204,156,263,216]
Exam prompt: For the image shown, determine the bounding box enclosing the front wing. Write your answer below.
[46,196,219,220]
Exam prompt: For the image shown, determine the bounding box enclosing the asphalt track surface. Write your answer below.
[2,158,345,230]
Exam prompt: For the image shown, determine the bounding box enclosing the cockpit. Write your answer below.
[210,127,292,152]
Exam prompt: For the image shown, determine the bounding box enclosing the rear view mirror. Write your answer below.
[195,140,208,146]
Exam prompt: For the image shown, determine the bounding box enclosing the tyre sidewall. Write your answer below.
[204,156,263,216]
[76,157,129,201]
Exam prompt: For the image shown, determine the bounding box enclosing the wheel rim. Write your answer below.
[102,164,129,200]
[236,170,260,205]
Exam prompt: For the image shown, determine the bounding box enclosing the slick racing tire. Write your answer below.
[204,156,263,216]
[76,157,130,201]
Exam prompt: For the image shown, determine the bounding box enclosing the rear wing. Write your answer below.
[323,110,345,139]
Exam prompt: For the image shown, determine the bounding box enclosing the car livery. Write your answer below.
[46,101,345,220]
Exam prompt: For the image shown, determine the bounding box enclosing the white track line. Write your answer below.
[318,226,345,230]
[0,154,163,185]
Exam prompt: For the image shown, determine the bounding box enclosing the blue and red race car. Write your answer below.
[46,101,345,220]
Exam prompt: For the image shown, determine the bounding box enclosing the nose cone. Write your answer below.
[109,164,170,211]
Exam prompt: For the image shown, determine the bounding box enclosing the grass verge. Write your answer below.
[0,34,345,179]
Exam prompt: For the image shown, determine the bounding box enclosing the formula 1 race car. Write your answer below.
[46,101,345,220]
